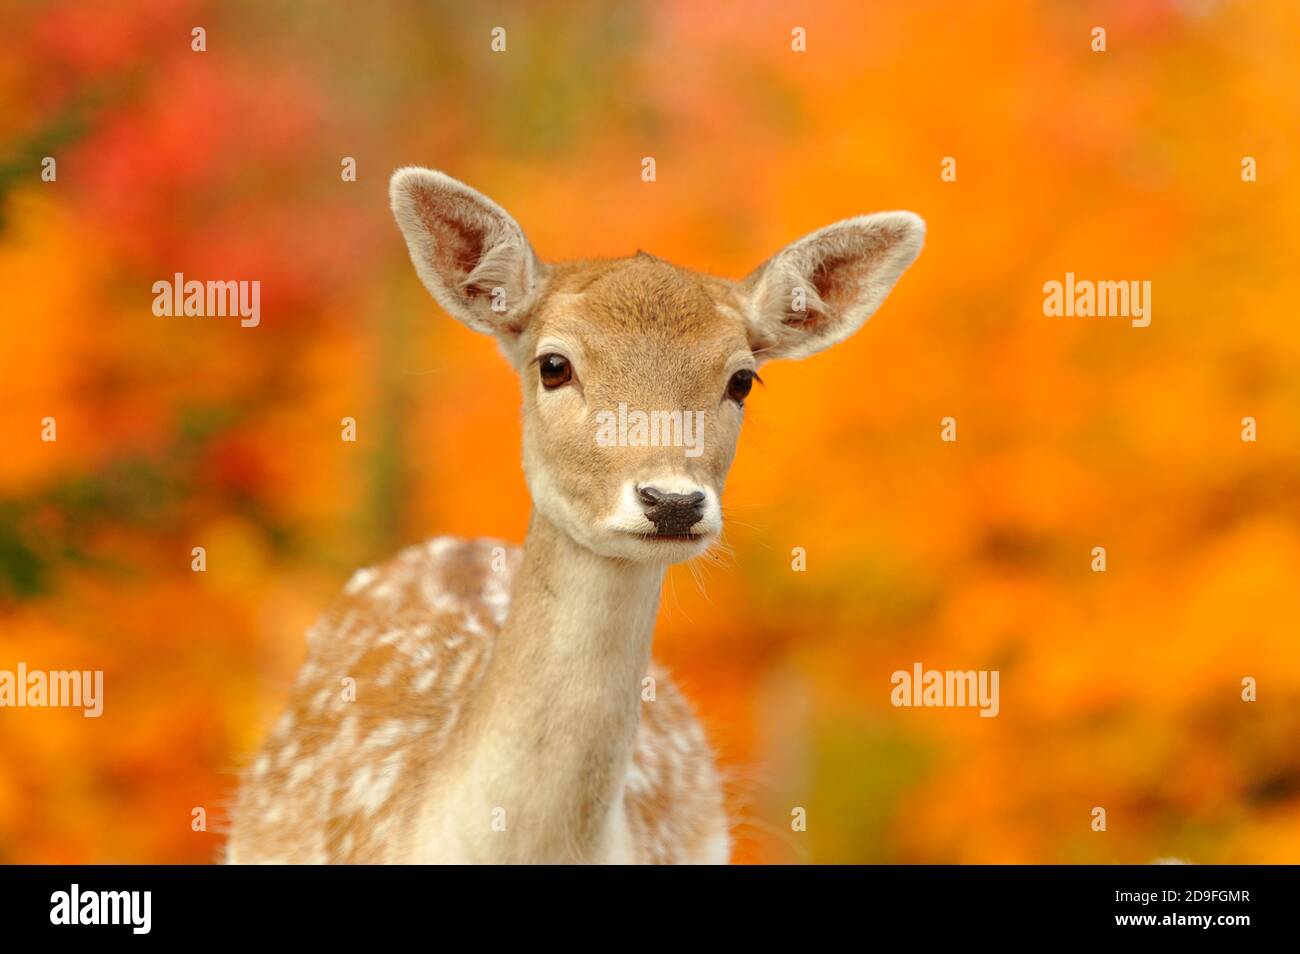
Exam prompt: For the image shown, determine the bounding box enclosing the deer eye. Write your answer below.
[538,354,572,389]
[726,369,756,403]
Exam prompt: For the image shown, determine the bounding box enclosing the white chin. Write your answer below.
[595,530,715,563]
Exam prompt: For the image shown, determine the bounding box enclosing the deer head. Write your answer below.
[390,167,924,563]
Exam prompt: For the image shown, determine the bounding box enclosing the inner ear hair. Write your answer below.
[744,211,925,361]
[390,167,546,336]
[773,259,833,327]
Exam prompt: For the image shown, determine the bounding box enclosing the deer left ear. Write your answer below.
[740,211,925,363]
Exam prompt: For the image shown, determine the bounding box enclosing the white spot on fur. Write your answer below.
[287,758,316,788]
[365,721,406,750]
[413,666,440,693]
[346,756,401,815]
[344,567,377,595]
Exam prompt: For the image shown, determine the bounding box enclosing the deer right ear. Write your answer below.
[389,167,547,337]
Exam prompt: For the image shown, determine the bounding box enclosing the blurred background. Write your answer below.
[1,0,1298,863]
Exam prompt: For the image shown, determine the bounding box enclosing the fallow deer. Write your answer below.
[226,168,924,863]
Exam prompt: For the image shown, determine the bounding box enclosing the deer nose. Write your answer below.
[636,486,707,535]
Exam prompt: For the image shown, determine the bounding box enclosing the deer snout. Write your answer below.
[636,486,706,536]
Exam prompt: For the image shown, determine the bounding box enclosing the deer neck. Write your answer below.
[452,510,664,862]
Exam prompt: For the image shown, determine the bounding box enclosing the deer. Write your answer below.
[226,167,924,864]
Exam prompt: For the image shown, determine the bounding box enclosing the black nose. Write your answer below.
[636,486,706,536]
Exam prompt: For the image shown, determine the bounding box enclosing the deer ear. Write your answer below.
[389,167,547,337]
[740,212,924,363]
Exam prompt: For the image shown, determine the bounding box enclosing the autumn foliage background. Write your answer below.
[2,0,1299,864]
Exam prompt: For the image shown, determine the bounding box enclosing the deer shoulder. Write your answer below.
[227,536,726,863]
